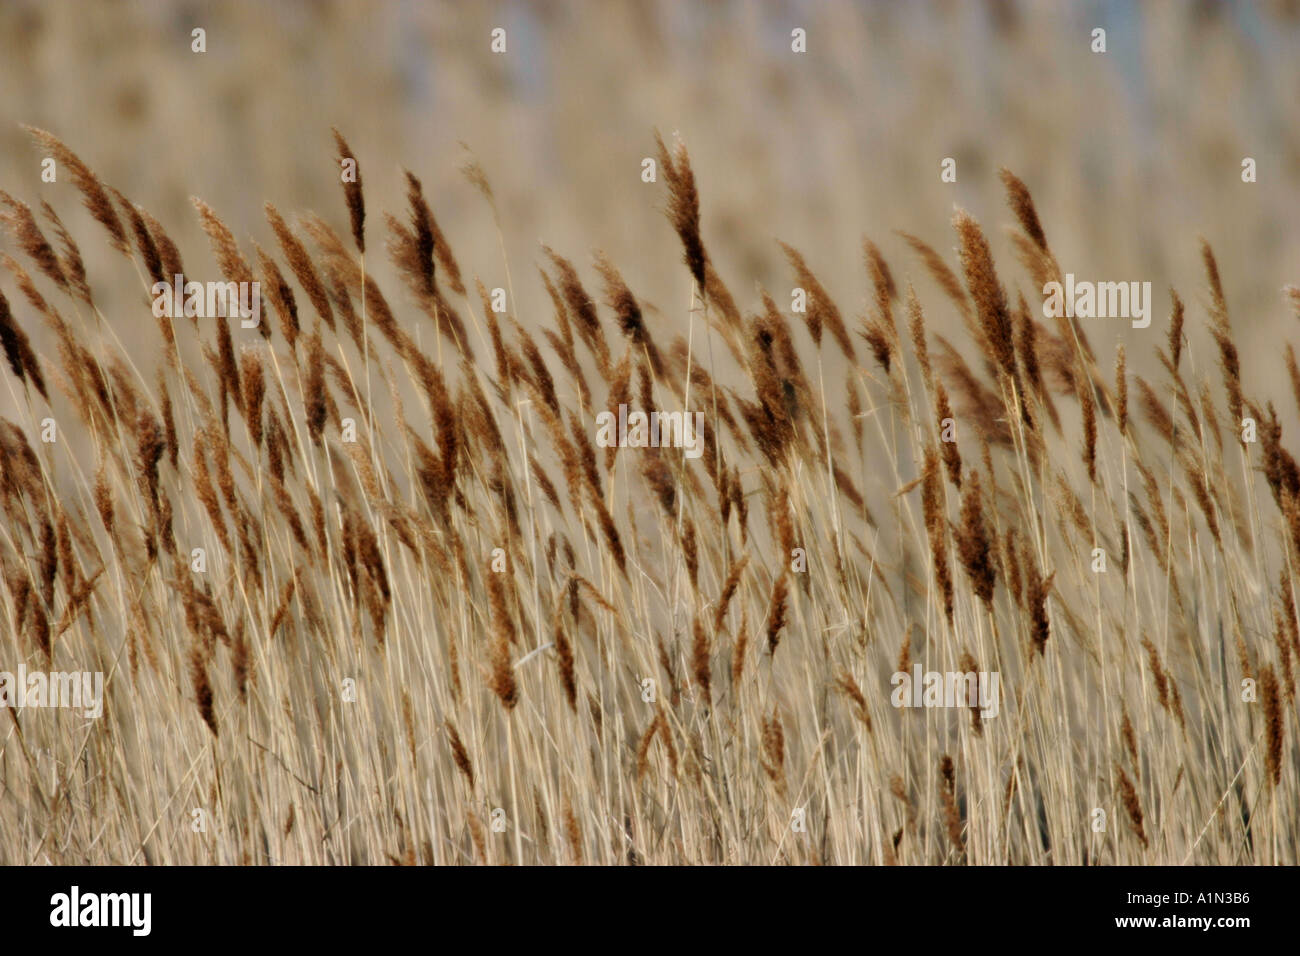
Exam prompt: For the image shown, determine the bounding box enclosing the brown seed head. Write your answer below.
[332,128,365,253]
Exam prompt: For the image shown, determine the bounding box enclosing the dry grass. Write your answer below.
[0,126,1297,865]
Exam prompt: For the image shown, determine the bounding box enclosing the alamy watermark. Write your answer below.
[594,403,705,459]
[50,886,150,936]
[0,665,103,718]
[152,273,261,328]
[1043,273,1151,328]
[890,664,1000,719]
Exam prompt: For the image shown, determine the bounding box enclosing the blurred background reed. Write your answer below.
[2,0,1298,386]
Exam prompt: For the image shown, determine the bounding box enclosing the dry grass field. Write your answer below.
[0,1,1298,866]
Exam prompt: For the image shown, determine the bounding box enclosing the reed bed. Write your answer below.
[0,127,1296,864]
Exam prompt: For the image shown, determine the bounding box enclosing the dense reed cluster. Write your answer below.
[0,126,1296,864]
